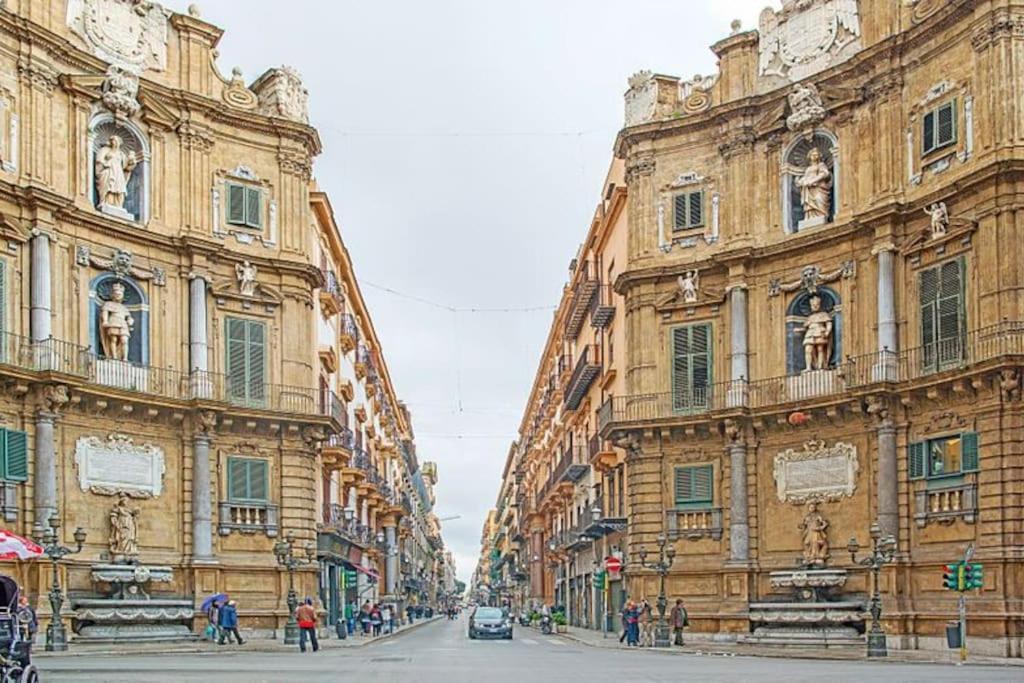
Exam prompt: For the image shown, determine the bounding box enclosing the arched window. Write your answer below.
[782,131,838,234]
[89,274,149,365]
[785,287,841,375]
[89,115,150,224]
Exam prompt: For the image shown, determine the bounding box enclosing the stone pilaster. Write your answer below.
[30,230,51,342]
[188,274,209,372]
[874,244,898,380]
[868,395,898,542]
[725,421,749,563]
[33,410,56,527]
[191,414,216,562]
[384,523,398,596]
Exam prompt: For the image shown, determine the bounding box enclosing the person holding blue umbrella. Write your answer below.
[200,593,228,641]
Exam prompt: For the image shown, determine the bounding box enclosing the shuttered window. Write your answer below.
[674,465,713,507]
[226,318,266,407]
[908,432,979,480]
[920,258,964,373]
[673,191,704,231]
[226,456,268,502]
[226,183,263,230]
[922,100,957,156]
[0,428,27,482]
[671,323,711,413]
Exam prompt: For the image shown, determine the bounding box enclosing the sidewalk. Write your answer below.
[34,616,441,659]
[551,626,1024,668]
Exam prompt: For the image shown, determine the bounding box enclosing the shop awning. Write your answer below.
[355,565,380,581]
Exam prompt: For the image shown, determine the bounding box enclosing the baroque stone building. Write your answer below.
[0,0,447,639]
[480,0,1022,656]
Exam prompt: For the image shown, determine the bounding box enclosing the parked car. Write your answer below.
[468,606,512,640]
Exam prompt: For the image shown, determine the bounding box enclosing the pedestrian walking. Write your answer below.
[360,601,372,635]
[296,597,319,653]
[16,594,37,656]
[405,604,414,624]
[618,599,629,643]
[623,600,639,646]
[370,603,383,636]
[345,599,355,635]
[638,599,654,647]
[217,599,244,645]
[670,599,689,646]
[381,603,393,634]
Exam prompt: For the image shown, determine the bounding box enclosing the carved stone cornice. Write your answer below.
[971,8,1024,52]
[196,410,218,437]
[36,384,71,416]
[176,122,215,153]
[277,150,313,180]
[17,58,59,94]
[625,157,655,183]
[718,128,756,160]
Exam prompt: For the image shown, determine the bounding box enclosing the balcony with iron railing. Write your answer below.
[339,313,360,353]
[564,261,599,340]
[598,322,1024,435]
[565,344,602,410]
[319,268,345,317]
[590,284,616,329]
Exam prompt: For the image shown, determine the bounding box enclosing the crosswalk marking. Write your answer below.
[520,638,538,645]
[547,639,565,646]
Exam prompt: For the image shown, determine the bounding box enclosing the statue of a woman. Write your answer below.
[95,135,137,209]
[799,503,829,567]
[795,148,832,223]
[109,492,139,560]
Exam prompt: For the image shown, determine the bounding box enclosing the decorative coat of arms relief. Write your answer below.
[67,0,170,74]
[624,71,657,128]
[758,0,862,84]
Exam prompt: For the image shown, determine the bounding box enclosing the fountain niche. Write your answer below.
[72,494,195,642]
[741,503,865,648]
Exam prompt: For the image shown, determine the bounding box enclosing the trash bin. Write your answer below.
[946,622,961,648]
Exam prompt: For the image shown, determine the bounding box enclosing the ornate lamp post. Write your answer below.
[33,515,86,652]
[273,530,316,645]
[637,533,677,648]
[847,521,897,658]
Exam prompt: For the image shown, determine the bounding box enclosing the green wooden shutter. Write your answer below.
[4,429,27,482]
[673,194,688,231]
[227,456,248,500]
[675,465,712,506]
[688,191,703,228]
[960,432,979,472]
[922,111,936,154]
[227,184,246,225]
[937,101,957,148]
[938,259,964,365]
[249,459,268,501]
[920,266,940,371]
[908,441,926,480]
[247,320,266,405]
[226,318,248,402]
[672,324,711,412]
[245,187,263,229]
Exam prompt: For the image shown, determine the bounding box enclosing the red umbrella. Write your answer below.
[0,530,44,561]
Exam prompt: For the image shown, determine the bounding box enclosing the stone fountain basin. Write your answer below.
[74,598,194,622]
[749,601,865,625]
[90,564,174,585]
[768,568,848,590]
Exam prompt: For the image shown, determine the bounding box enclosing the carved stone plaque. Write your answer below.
[75,434,165,498]
[773,440,858,504]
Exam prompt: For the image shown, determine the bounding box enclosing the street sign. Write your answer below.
[605,556,622,573]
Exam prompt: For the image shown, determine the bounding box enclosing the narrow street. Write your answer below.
[39,617,1018,683]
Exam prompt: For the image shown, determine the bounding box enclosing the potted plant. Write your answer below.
[552,612,568,633]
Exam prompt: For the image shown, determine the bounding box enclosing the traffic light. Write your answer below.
[942,562,961,591]
[965,563,984,590]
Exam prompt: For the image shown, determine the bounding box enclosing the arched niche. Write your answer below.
[88,114,150,224]
[782,130,839,234]
[89,273,149,364]
[785,287,842,375]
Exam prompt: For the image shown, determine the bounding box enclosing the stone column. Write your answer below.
[33,411,57,527]
[192,432,214,561]
[189,275,209,372]
[727,437,749,563]
[872,396,899,541]
[30,230,51,342]
[874,246,897,381]
[385,524,398,596]
[728,286,749,407]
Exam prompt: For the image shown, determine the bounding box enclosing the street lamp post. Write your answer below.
[33,515,86,652]
[273,530,316,645]
[637,533,677,648]
[847,521,897,658]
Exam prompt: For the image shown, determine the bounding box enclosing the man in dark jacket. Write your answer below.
[670,599,689,646]
[296,597,319,653]
[218,600,244,645]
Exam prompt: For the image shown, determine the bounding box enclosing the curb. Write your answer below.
[35,616,442,659]
[552,629,1023,668]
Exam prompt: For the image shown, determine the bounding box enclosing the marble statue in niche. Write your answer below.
[796,149,832,224]
[100,281,134,361]
[924,201,949,239]
[109,492,140,561]
[677,270,699,304]
[801,294,834,372]
[236,260,258,297]
[799,502,830,567]
[95,135,137,210]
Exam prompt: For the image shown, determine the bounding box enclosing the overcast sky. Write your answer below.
[173,0,769,583]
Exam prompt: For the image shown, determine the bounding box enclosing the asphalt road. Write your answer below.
[39,617,1019,683]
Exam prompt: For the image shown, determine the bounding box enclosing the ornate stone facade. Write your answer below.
[0,1,445,641]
